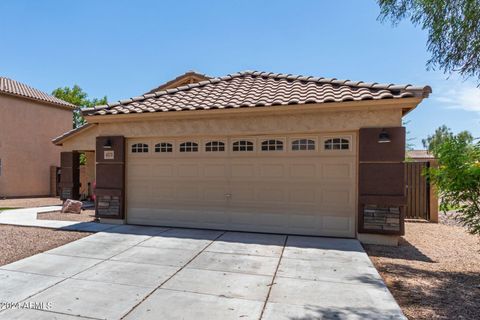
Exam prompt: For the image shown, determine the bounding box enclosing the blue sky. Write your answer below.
[1,0,479,148]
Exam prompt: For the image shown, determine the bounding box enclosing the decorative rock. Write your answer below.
[61,199,83,214]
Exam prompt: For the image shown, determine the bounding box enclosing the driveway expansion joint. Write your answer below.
[259,235,288,319]
[120,230,227,319]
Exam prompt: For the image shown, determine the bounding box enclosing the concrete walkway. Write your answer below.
[0,225,406,320]
[0,206,116,232]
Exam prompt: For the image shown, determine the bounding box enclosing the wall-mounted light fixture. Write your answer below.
[104,138,112,148]
[378,129,391,143]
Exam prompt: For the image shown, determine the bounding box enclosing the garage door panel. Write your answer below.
[289,164,317,178]
[322,216,353,234]
[178,164,199,177]
[321,161,354,179]
[203,164,228,177]
[231,164,256,178]
[127,134,356,237]
[151,185,175,201]
[174,184,201,201]
[260,163,285,178]
[128,163,152,178]
[256,186,286,202]
[151,164,175,177]
[322,189,353,206]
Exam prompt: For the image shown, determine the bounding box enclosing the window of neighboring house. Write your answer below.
[132,143,149,153]
[205,141,225,152]
[155,143,173,153]
[232,140,254,152]
[292,139,316,151]
[261,139,283,151]
[324,138,349,150]
[179,142,199,152]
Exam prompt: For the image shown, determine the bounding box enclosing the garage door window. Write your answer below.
[324,138,349,150]
[132,143,149,153]
[180,142,198,152]
[261,139,283,151]
[292,139,315,151]
[205,141,225,152]
[155,143,173,153]
[233,140,254,152]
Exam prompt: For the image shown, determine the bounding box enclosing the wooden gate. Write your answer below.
[405,162,430,220]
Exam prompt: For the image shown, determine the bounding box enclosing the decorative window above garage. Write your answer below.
[292,139,315,151]
[324,138,349,150]
[180,142,198,152]
[205,141,225,152]
[155,143,173,153]
[233,140,254,152]
[131,143,149,153]
[261,139,283,151]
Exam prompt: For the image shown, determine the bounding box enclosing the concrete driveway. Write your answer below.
[0,225,405,319]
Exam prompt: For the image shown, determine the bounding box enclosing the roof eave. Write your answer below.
[83,97,424,124]
[52,123,95,146]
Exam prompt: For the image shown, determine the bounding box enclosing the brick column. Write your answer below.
[59,152,80,200]
[95,136,125,219]
[358,127,406,235]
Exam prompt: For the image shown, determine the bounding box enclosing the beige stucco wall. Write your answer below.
[79,151,96,198]
[0,94,72,197]
[61,106,403,151]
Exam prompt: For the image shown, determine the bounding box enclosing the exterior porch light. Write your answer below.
[378,129,391,143]
[104,138,112,148]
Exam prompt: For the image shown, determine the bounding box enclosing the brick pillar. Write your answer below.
[59,152,80,200]
[95,136,125,219]
[358,127,406,235]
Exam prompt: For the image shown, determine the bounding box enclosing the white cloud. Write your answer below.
[434,77,480,113]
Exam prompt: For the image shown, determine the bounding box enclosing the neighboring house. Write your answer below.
[53,71,431,245]
[0,77,74,197]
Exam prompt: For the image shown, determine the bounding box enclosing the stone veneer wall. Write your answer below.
[363,205,401,232]
[97,195,121,217]
[61,187,72,200]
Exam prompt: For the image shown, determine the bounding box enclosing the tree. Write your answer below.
[403,119,416,151]
[378,0,480,83]
[422,125,473,151]
[52,85,107,128]
[426,134,480,235]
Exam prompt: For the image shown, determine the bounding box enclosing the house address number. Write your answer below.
[104,150,115,160]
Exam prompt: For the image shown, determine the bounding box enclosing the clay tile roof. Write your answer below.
[406,150,435,159]
[83,71,432,117]
[0,77,75,109]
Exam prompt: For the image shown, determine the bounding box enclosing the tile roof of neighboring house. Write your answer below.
[406,150,435,159]
[84,70,432,117]
[145,71,211,94]
[0,77,75,109]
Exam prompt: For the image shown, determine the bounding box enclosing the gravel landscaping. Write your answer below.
[364,214,480,320]
[0,197,62,209]
[37,209,96,222]
[0,225,92,266]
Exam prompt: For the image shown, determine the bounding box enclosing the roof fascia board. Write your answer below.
[84,97,423,124]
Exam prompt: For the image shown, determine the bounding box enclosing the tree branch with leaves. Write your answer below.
[378,0,480,84]
[52,85,107,128]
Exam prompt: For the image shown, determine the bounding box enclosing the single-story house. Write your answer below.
[53,71,431,245]
[0,77,74,197]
